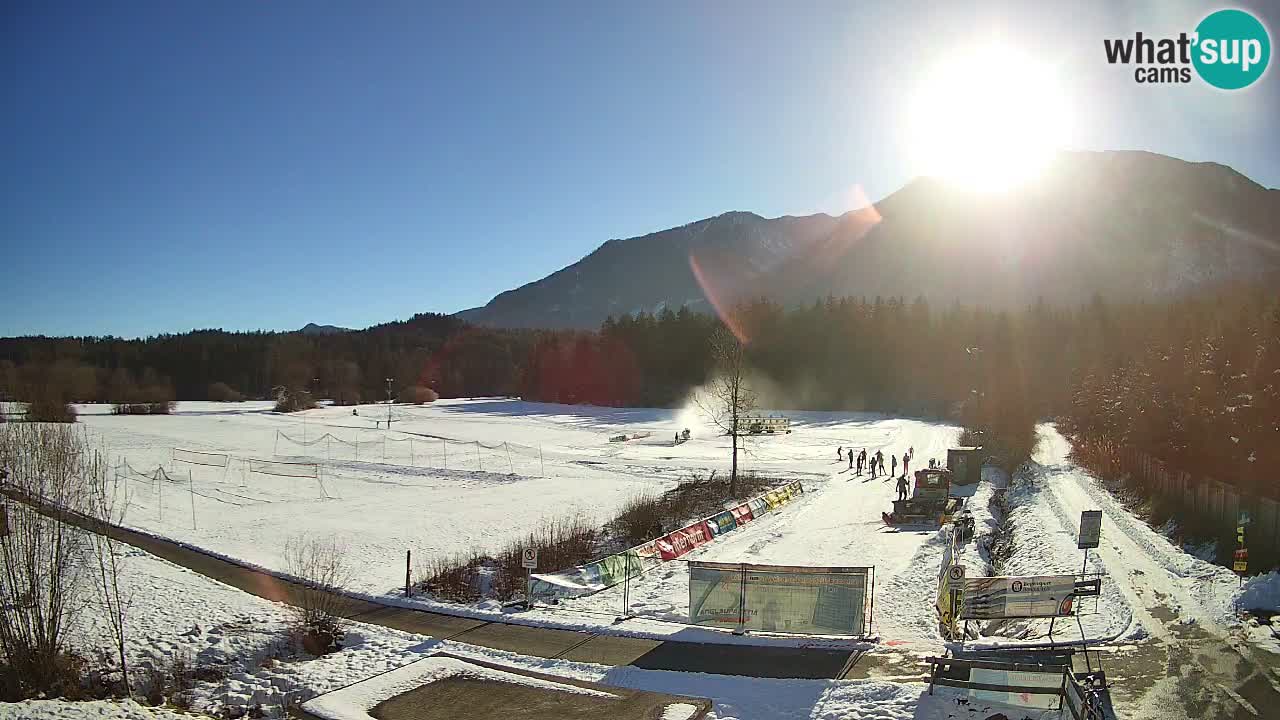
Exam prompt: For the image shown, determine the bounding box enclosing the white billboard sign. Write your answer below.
[960,575,1076,619]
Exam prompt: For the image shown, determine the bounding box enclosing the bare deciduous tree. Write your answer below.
[696,326,757,495]
[84,449,131,697]
[0,423,91,699]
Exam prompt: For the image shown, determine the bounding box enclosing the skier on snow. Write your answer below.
[891,453,898,478]
[896,474,909,501]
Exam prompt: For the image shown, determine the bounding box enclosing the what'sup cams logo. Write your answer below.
[1104,8,1271,89]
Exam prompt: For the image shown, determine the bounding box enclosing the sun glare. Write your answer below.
[908,43,1070,193]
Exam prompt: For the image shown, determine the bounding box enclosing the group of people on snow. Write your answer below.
[836,445,916,500]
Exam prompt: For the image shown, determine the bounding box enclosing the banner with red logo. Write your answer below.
[656,520,713,560]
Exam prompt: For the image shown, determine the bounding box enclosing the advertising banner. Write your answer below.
[968,668,1065,709]
[528,567,596,600]
[765,491,782,510]
[688,562,744,627]
[708,510,737,536]
[689,562,871,635]
[656,520,713,560]
[532,481,803,601]
[960,575,1076,619]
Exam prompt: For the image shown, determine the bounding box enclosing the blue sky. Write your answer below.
[3,1,1278,337]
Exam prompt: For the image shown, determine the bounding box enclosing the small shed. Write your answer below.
[947,446,983,486]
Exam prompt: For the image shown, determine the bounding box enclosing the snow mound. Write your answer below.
[1235,570,1280,612]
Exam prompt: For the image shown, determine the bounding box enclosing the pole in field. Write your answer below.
[618,555,631,622]
[405,549,412,598]
[410,439,415,466]
[188,468,196,530]
[385,377,394,429]
[539,446,545,476]
[521,547,538,609]
[476,443,482,471]
[442,439,448,469]
[505,443,514,474]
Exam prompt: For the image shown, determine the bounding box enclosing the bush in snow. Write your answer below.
[24,394,76,423]
[208,381,244,402]
[281,536,354,655]
[404,385,438,404]
[607,471,773,548]
[273,387,317,413]
[493,515,599,600]
[421,515,599,602]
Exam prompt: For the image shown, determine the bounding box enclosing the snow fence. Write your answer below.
[529,480,804,601]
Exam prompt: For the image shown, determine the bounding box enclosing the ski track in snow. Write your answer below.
[1031,424,1241,638]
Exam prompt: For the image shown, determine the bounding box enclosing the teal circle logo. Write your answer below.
[1192,9,1271,89]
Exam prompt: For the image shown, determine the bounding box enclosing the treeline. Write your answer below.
[1060,281,1280,499]
[4,281,1276,496]
[0,313,533,408]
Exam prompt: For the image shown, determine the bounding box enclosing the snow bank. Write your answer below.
[0,699,199,720]
[1235,570,1280,612]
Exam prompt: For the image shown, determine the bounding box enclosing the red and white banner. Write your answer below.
[730,503,754,525]
[656,520,713,560]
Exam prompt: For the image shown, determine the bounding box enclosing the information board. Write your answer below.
[1078,510,1102,549]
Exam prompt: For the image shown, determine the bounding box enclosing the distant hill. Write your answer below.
[457,151,1280,329]
[299,323,350,335]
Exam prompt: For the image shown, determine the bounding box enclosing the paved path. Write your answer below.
[2,487,885,680]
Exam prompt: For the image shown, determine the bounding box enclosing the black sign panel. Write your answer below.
[1073,578,1101,597]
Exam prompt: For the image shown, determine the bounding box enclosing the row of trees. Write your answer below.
[1061,281,1280,498]
[3,281,1274,493]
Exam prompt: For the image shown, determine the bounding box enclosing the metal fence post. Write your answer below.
[868,566,875,635]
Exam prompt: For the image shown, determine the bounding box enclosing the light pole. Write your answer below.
[385,377,394,429]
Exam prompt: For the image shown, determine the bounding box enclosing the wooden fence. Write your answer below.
[1111,446,1279,553]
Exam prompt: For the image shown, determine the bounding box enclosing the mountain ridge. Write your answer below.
[457,150,1280,330]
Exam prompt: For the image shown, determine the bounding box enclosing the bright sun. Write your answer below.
[908,43,1070,193]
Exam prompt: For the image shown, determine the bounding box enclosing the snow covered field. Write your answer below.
[76,400,957,626]
[59,402,1278,659]
[10,403,1280,720]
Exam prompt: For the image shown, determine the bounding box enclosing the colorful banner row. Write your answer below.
[530,480,804,601]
